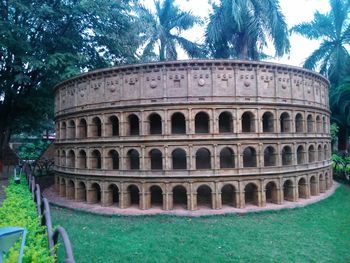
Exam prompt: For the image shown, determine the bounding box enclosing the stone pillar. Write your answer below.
[141,146,145,171]
[188,184,196,210]
[66,183,75,200]
[120,190,130,209]
[213,144,218,170]
[59,180,66,197]
[143,190,151,210]
[188,108,193,134]
[189,145,194,170]
[75,184,86,202]
[238,181,245,208]
[101,189,112,207]
[276,187,283,204]
[86,188,97,204]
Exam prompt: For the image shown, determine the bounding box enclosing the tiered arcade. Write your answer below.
[54,59,332,211]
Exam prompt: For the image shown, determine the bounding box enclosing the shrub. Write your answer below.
[0,176,54,263]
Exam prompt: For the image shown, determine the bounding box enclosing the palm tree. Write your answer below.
[137,0,203,61]
[291,0,350,86]
[205,0,290,60]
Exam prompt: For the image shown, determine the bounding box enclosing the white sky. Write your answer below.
[142,0,331,67]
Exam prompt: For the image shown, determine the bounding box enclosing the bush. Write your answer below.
[0,176,54,263]
[17,140,51,161]
[332,153,350,183]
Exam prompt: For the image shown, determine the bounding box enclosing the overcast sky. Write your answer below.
[142,0,331,67]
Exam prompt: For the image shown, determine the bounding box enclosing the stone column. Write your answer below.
[188,108,193,134]
[238,181,245,208]
[188,183,196,210]
[101,189,112,207]
[189,145,194,170]
[75,184,86,202]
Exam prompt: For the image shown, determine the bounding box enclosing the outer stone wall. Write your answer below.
[54,59,332,211]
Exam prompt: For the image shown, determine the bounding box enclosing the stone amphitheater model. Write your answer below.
[54,59,333,212]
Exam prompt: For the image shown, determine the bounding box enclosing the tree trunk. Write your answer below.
[0,126,11,160]
[338,125,349,154]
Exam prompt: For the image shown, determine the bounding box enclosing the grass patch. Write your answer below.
[51,185,350,262]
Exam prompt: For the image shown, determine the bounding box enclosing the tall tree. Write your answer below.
[291,0,350,86]
[137,0,203,61]
[205,0,290,60]
[0,0,140,159]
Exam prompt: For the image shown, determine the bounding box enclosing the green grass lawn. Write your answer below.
[51,185,350,263]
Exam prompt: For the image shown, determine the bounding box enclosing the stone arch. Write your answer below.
[221,184,237,207]
[76,181,87,202]
[172,185,187,209]
[91,149,102,169]
[60,178,66,197]
[78,118,87,138]
[107,150,119,170]
[280,112,291,133]
[127,149,140,170]
[196,185,212,209]
[324,144,328,160]
[91,117,102,137]
[297,145,305,164]
[78,150,87,169]
[89,182,102,204]
[322,116,327,133]
[319,174,326,193]
[283,180,294,201]
[67,120,76,139]
[325,172,330,189]
[307,114,314,133]
[316,115,322,132]
[67,150,75,168]
[219,111,233,133]
[148,113,162,135]
[172,148,187,170]
[149,149,163,170]
[171,112,186,134]
[107,115,119,137]
[295,113,304,133]
[282,146,293,165]
[61,122,67,140]
[310,176,318,196]
[265,181,278,204]
[264,146,276,167]
[308,145,315,163]
[241,111,255,132]
[126,184,140,208]
[195,111,210,134]
[243,146,257,167]
[196,147,211,169]
[220,147,235,168]
[318,145,323,161]
[150,185,163,208]
[262,111,274,132]
[107,184,119,206]
[66,180,75,200]
[297,177,307,199]
[244,183,259,206]
[128,114,140,135]
[60,150,66,166]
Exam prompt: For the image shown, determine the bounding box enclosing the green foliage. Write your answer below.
[330,122,339,142]
[17,140,51,161]
[332,153,350,182]
[0,177,54,263]
[205,0,290,59]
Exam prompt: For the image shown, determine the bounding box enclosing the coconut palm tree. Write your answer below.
[291,0,350,86]
[205,0,290,60]
[137,0,203,61]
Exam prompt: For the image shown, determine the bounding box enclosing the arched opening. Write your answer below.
[308,145,315,163]
[310,176,318,196]
[298,178,307,199]
[149,113,162,135]
[265,181,278,204]
[67,180,75,200]
[280,112,291,133]
[60,179,66,197]
[241,112,255,132]
[60,150,66,166]
[195,112,210,134]
[172,148,187,170]
[150,185,163,208]
[67,150,75,168]
[67,120,76,139]
[316,116,322,132]
[319,174,326,193]
[108,184,119,206]
[150,149,163,170]
[219,111,233,133]
[127,149,140,170]
[127,185,140,208]
[307,114,314,133]
[262,112,274,132]
[197,185,212,209]
[324,145,328,160]
[91,117,102,137]
[318,145,323,161]
[325,172,330,189]
[196,148,211,169]
[244,183,258,206]
[264,146,276,167]
[107,150,119,170]
[295,113,304,133]
[322,116,327,133]
[78,119,87,138]
[281,146,293,165]
[61,122,67,140]
[77,182,86,202]
[283,180,294,201]
[221,184,236,207]
[78,150,87,169]
[128,114,139,135]
[220,147,235,168]
[171,112,186,134]
[90,183,101,204]
[173,185,187,209]
[108,116,119,136]
[91,150,102,169]
[243,147,257,167]
[297,146,305,164]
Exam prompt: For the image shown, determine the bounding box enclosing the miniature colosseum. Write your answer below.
[53,59,332,212]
